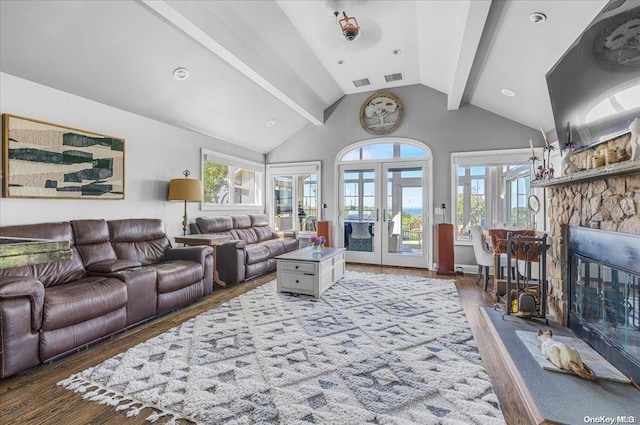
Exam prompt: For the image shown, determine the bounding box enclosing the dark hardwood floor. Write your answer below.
[0,265,531,425]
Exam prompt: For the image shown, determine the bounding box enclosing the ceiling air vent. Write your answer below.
[384,73,404,83]
[352,78,371,88]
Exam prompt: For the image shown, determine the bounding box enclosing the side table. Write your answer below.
[174,234,231,287]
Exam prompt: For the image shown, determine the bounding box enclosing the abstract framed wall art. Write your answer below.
[2,114,124,199]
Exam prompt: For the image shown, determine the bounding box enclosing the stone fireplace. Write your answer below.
[546,174,640,322]
[540,132,640,382]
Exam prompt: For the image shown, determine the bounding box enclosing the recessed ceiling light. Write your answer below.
[172,67,189,81]
[266,119,277,127]
[392,49,401,55]
[529,12,547,24]
[337,60,345,65]
[501,88,516,97]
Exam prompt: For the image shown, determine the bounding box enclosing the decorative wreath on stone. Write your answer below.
[359,91,404,135]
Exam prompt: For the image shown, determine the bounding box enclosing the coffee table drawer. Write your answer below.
[279,261,316,274]
[279,271,315,292]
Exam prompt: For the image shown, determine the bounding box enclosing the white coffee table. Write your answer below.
[275,246,346,297]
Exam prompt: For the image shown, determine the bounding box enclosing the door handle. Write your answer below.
[376,209,380,222]
[383,209,387,222]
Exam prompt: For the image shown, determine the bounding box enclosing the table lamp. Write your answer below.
[168,170,203,235]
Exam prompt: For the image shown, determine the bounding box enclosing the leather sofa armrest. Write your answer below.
[216,240,246,284]
[0,276,45,331]
[165,245,214,264]
[87,260,142,273]
[220,240,246,249]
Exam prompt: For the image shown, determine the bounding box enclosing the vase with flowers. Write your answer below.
[309,235,326,255]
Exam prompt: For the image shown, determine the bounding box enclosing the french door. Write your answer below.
[338,160,429,268]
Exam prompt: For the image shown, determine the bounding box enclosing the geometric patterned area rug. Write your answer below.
[58,271,505,424]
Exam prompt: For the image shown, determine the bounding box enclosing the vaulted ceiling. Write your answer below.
[0,0,610,154]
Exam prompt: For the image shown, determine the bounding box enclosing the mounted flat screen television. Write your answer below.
[546,1,640,152]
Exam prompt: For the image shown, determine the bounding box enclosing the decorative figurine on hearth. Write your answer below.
[630,117,640,161]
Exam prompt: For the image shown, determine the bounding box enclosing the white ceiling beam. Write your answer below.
[447,0,492,111]
[141,0,324,126]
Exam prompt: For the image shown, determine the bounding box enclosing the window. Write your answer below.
[457,166,487,233]
[506,167,531,223]
[452,149,532,242]
[343,170,376,220]
[266,162,321,232]
[201,149,264,209]
[341,142,427,161]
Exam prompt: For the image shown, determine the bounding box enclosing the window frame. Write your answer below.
[340,141,428,162]
[505,166,531,223]
[201,148,265,211]
[266,161,322,232]
[451,148,532,245]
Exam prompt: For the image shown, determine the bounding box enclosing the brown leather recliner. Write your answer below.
[194,214,298,284]
[0,218,213,379]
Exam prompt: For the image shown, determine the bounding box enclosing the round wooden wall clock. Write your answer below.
[359,91,404,135]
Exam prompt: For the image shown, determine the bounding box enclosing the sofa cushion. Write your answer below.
[260,239,285,257]
[249,214,269,227]
[153,261,203,294]
[234,227,259,244]
[196,216,233,233]
[245,244,271,265]
[42,276,127,330]
[108,219,171,265]
[232,215,252,229]
[0,222,85,287]
[72,219,118,267]
[87,260,142,273]
[253,225,274,242]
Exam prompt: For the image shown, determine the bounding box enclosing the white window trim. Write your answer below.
[201,148,265,212]
[451,148,531,245]
[266,161,322,231]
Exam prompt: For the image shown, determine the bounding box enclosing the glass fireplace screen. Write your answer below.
[570,254,640,369]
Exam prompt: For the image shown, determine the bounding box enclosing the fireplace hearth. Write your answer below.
[568,226,640,383]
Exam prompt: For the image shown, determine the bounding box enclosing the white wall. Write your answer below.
[0,74,543,265]
[267,84,543,265]
[0,73,265,238]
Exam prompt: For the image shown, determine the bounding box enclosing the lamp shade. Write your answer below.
[168,178,202,202]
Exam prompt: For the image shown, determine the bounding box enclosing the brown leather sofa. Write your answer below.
[192,214,298,284]
[0,218,213,379]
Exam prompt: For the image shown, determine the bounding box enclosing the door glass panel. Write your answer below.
[301,173,318,231]
[271,173,318,232]
[387,166,423,256]
[343,168,375,253]
[273,176,293,231]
